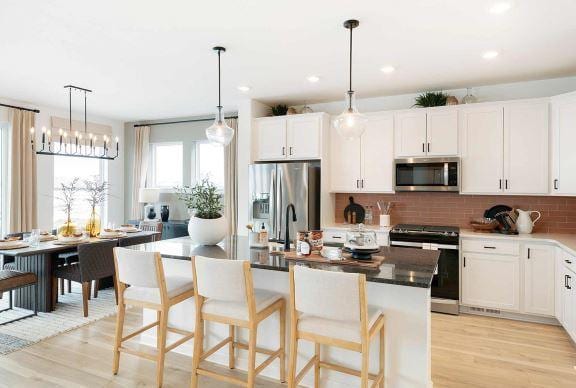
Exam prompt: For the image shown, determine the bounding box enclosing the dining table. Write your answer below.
[0,231,160,312]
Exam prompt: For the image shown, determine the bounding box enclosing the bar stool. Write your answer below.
[288,266,386,388]
[112,247,195,387]
[190,256,286,388]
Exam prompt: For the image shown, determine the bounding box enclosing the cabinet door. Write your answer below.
[256,118,287,160]
[523,244,555,316]
[563,270,576,342]
[330,127,361,191]
[459,105,504,194]
[551,93,576,195]
[426,108,458,156]
[286,115,322,159]
[504,101,549,194]
[462,253,520,311]
[556,252,566,324]
[361,114,394,192]
[394,110,427,157]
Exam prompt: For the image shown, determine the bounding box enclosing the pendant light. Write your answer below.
[333,19,368,140]
[205,46,235,146]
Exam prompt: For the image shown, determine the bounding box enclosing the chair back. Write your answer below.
[77,240,118,282]
[292,266,364,322]
[113,247,161,288]
[138,221,163,241]
[118,234,156,247]
[193,256,248,302]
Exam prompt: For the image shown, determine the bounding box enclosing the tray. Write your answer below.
[284,251,385,269]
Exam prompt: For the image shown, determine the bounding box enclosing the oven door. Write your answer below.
[394,157,459,192]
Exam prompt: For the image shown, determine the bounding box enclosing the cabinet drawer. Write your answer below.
[561,249,576,274]
[323,230,346,243]
[462,239,520,256]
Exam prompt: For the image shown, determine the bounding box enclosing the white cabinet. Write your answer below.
[459,105,504,193]
[330,112,394,192]
[523,244,555,316]
[394,108,458,157]
[551,92,576,195]
[503,101,549,194]
[462,252,520,311]
[557,249,576,342]
[255,113,326,161]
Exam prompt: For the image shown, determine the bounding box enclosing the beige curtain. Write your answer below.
[130,126,150,220]
[9,109,37,232]
[224,118,238,235]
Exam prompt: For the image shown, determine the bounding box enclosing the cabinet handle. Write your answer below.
[422,143,425,153]
[499,179,502,190]
[527,248,531,259]
[483,246,496,249]
[361,179,364,188]
[289,146,293,156]
[463,257,466,267]
[566,259,573,264]
[282,146,285,156]
[356,179,360,189]
[568,275,572,290]
[505,179,509,190]
[332,236,342,239]
[554,179,559,190]
[427,143,430,153]
[566,274,569,288]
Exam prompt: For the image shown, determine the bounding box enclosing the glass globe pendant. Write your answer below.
[333,19,367,140]
[206,46,235,146]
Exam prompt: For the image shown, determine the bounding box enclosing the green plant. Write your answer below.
[413,91,448,107]
[270,104,289,116]
[175,178,223,219]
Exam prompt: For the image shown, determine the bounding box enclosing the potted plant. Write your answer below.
[56,177,81,237]
[84,178,109,237]
[176,178,226,245]
[413,91,448,107]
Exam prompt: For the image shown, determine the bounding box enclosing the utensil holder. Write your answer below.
[379,214,390,227]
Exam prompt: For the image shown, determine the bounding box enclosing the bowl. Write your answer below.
[470,218,499,232]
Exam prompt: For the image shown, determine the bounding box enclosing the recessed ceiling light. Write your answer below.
[237,85,251,92]
[380,66,395,74]
[482,50,499,60]
[489,2,513,14]
[307,75,320,83]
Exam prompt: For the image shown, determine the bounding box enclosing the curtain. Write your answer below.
[224,118,238,236]
[130,126,150,220]
[9,109,37,232]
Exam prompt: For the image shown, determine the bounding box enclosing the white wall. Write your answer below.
[0,97,124,232]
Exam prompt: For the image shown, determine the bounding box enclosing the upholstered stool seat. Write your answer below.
[123,276,194,304]
[202,288,282,322]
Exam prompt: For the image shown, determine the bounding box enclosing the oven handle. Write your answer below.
[390,241,425,248]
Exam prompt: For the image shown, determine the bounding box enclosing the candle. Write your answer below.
[41,127,46,144]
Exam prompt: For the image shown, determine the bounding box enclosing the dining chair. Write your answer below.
[52,239,118,317]
[288,266,386,388]
[0,269,38,325]
[118,233,156,247]
[138,221,163,241]
[112,247,195,387]
[190,256,286,388]
[1,233,27,300]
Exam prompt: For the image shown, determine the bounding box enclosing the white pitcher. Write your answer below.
[516,209,541,234]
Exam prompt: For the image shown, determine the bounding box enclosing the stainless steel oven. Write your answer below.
[394,157,459,192]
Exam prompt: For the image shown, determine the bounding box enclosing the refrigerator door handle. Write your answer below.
[269,168,277,240]
[278,170,284,241]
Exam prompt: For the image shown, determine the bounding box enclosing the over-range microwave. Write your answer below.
[394,157,460,192]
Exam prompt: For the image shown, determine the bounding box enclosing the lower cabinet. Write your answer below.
[557,249,576,343]
[462,252,520,311]
[523,244,555,316]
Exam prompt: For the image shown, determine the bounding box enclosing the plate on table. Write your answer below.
[39,234,57,242]
[54,235,89,245]
[98,230,127,239]
[118,225,141,233]
[0,241,29,250]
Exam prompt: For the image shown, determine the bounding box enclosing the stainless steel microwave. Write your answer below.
[394,157,460,192]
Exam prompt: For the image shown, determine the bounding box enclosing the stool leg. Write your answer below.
[113,301,126,375]
[8,290,12,310]
[361,346,370,388]
[279,303,286,383]
[59,278,64,295]
[228,325,235,369]
[314,343,320,388]
[379,323,385,388]
[190,315,204,388]
[81,282,90,317]
[93,279,99,299]
[288,331,298,388]
[34,284,38,316]
[67,279,72,293]
[156,309,168,387]
[247,325,258,388]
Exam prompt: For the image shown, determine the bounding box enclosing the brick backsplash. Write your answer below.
[335,193,576,234]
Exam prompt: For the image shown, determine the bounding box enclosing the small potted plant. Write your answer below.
[84,178,109,237]
[56,177,81,237]
[176,178,226,245]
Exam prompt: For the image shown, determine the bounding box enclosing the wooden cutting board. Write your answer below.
[284,251,384,269]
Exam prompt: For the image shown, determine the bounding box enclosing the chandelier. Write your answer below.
[31,85,119,160]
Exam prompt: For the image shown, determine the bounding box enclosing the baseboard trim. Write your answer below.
[459,305,560,325]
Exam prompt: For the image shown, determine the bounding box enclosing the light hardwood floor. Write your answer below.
[0,310,575,387]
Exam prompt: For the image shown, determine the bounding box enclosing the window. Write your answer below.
[53,156,106,228]
[195,141,224,189]
[148,142,183,188]
[0,125,7,236]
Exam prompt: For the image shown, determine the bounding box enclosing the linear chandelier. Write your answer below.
[31,85,119,160]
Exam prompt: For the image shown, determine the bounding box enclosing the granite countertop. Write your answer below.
[126,236,440,289]
[460,229,576,256]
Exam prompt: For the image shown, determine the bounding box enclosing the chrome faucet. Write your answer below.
[284,204,297,251]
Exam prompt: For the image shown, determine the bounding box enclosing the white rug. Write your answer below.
[0,283,117,355]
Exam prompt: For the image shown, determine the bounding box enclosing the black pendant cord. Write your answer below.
[214,47,225,123]
[69,86,72,135]
[348,24,353,95]
[343,20,359,111]
[84,90,87,134]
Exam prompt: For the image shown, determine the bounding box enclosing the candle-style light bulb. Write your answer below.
[30,127,35,134]
[42,127,46,134]
[59,128,63,136]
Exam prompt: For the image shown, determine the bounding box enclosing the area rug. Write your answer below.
[0,284,117,355]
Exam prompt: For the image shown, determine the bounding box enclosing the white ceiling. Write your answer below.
[1,0,575,121]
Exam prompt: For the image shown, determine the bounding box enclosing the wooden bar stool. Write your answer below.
[288,266,386,388]
[190,256,286,388]
[112,247,195,387]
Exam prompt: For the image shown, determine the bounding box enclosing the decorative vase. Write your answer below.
[85,207,101,237]
[187,215,227,245]
[160,205,170,222]
[446,96,459,105]
[58,214,77,237]
[146,206,156,220]
[462,88,477,104]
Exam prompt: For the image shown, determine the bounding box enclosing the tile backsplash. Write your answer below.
[335,193,576,233]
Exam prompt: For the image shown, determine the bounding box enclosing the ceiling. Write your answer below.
[1,0,575,121]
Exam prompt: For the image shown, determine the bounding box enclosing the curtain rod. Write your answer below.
[0,103,40,113]
[133,115,238,128]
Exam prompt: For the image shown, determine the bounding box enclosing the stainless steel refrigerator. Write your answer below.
[249,162,320,242]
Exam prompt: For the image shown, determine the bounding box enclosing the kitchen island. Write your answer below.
[127,236,439,388]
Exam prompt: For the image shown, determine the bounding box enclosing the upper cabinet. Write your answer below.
[551,92,576,195]
[460,100,549,195]
[330,112,394,193]
[394,108,458,157]
[255,113,328,161]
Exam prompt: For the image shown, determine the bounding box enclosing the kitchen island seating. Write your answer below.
[190,256,286,388]
[288,265,386,388]
[112,248,195,387]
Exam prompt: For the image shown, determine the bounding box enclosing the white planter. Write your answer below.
[188,215,227,245]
